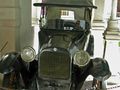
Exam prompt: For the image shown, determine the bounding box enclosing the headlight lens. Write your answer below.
[21,47,36,62]
[73,50,90,67]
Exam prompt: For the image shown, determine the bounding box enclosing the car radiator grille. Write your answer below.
[39,50,71,80]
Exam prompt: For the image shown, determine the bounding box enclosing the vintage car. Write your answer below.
[0,0,111,90]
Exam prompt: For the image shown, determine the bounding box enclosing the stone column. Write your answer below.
[92,1,111,89]
[18,0,34,51]
[92,0,106,30]
[91,0,107,58]
[104,0,120,40]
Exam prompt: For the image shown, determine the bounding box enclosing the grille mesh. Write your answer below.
[39,50,70,80]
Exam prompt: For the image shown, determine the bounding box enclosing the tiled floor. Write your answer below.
[106,74,120,90]
[81,75,120,90]
[0,74,120,90]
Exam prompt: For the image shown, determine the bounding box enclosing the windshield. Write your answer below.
[40,7,91,30]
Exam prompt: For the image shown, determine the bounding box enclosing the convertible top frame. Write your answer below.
[34,3,97,9]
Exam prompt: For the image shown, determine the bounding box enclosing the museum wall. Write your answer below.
[0,0,35,55]
[0,0,19,55]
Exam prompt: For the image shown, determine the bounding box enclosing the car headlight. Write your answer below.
[73,50,90,67]
[21,47,36,62]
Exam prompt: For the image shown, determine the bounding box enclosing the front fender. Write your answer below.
[90,58,111,81]
[0,52,20,74]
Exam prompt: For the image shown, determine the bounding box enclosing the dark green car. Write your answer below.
[0,0,111,90]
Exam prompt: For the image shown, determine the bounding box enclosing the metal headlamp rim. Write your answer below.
[73,50,90,67]
[21,46,36,62]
